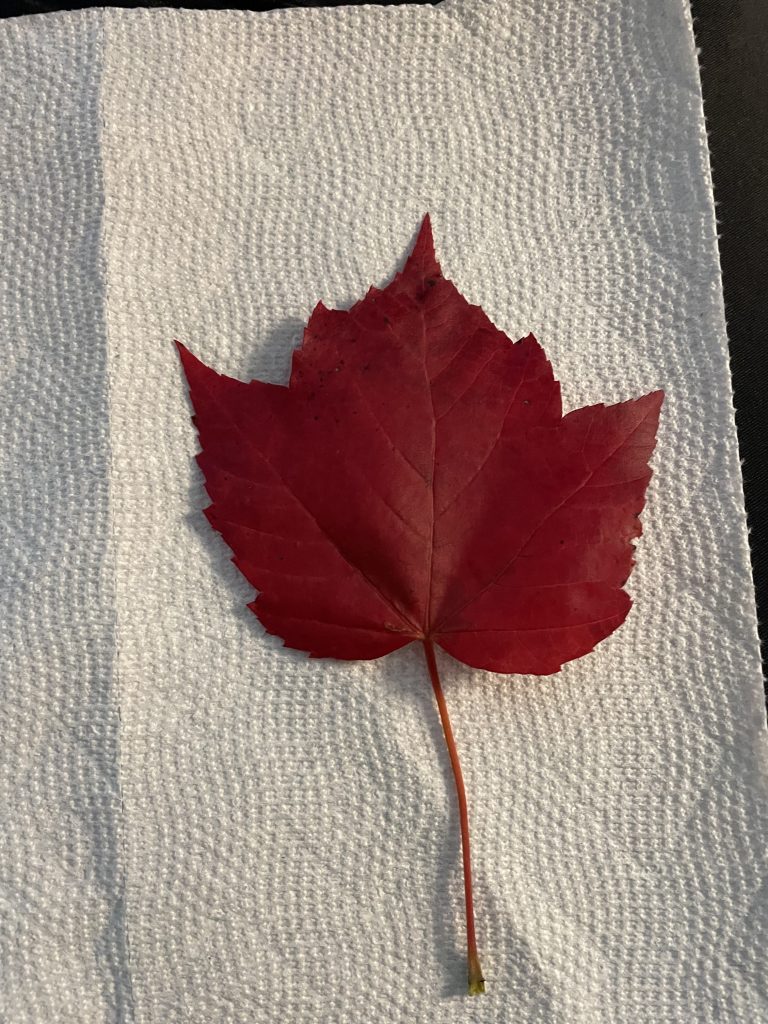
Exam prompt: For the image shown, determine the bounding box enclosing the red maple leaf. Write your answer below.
[176,215,663,995]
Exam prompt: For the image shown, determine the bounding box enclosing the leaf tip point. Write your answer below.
[174,339,201,373]
[414,212,436,255]
[634,388,664,412]
[517,331,542,351]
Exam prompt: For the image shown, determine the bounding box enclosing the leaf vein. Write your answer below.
[204,391,417,631]
[434,405,657,630]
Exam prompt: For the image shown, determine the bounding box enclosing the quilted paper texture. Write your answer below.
[0,12,130,1024]
[2,1,767,1022]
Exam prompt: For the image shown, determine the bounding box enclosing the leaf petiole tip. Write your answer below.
[468,951,486,995]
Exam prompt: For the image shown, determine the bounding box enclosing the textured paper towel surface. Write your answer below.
[2,3,768,1022]
[0,12,130,1024]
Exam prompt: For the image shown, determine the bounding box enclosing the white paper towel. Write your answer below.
[2,3,767,1022]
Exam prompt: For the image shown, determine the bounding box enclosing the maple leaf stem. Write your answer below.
[422,638,485,996]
